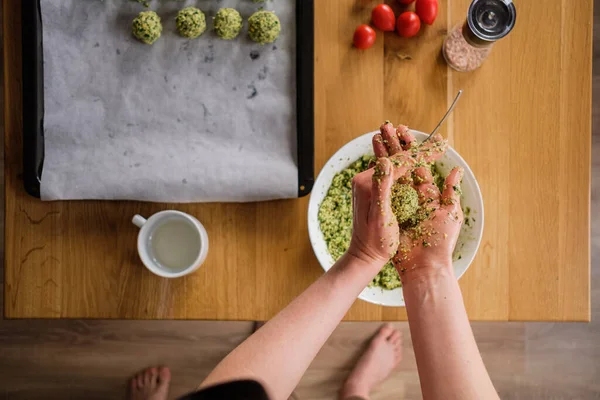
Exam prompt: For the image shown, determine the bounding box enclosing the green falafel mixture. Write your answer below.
[214,8,243,40]
[132,11,162,45]
[248,11,281,44]
[176,7,206,39]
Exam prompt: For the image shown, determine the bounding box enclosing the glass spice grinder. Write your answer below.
[443,0,517,72]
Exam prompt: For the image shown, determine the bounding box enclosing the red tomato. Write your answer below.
[353,24,377,49]
[371,4,396,32]
[398,0,415,4]
[396,12,421,38]
[416,0,438,25]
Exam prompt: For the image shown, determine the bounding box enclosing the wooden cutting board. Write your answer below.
[3,0,591,321]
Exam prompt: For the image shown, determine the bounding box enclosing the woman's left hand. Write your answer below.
[347,158,399,268]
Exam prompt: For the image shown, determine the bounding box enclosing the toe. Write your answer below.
[379,323,394,340]
[144,368,153,385]
[392,337,402,350]
[129,378,139,400]
[394,338,403,352]
[136,373,144,389]
[149,368,158,389]
[395,345,403,361]
[394,338,403,357]
[394,354,402,366]
[389,330,402,344]
[154,367,171,397]
[158,367,171,385]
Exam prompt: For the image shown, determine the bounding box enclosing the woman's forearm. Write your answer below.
[404,267,498,400]
[200,253,380,400]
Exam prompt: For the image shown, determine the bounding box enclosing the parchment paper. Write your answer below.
[40,0,298,202]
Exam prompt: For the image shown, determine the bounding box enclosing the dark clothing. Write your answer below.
[178,380,367,400]
[178,380,269,400]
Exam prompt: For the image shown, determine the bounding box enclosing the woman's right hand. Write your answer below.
[394,165,464,281]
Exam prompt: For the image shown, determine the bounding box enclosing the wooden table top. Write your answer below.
[4,0,591,321]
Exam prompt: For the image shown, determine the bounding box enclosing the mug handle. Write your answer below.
[132,215,147,228]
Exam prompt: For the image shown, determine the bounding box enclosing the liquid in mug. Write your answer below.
[150,219,201,272]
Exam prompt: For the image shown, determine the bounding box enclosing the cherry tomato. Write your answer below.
[396,11,421,38]
[353,24,377,49]
[398,0,415,4]
[371,4,396,32]
[416,0,438,25]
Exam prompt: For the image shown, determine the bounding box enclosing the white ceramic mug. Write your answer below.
[132,210,209,278]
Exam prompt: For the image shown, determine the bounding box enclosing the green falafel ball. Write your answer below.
[248,10,281,44]
[176,7,206,39]
[390,183,419,224]
[132,11,162,45]
[214,8,243,40]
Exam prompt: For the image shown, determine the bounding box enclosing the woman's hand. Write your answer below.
[394,165,464,281]
[373,122,462,282]
[346,121,448,269]
[347,158,399,268]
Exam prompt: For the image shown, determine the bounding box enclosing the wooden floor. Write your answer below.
[1,4,600,400]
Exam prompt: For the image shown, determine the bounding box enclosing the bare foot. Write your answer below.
[339,324,403,400]
[128,367,171,400]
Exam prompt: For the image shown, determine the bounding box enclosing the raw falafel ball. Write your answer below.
[132,11,162,45]
[176,7,207,39]
[214,8,243,40]
[390,183,419,224]
[248,10,281,44]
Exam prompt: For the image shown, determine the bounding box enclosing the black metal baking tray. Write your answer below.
[21,0,314,199]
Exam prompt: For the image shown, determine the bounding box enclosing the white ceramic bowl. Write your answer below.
[308,130,484,307]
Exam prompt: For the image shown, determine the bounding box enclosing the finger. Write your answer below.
[397,125,417,150]
[372,134,389,158]
[388,157,414,183]
[381,122,402,155]
[441,167,465,214]
[352,169,374,226]
[418,133,448,163]
[412,167,440,205]
[397,170,413,185]
[369,158,395,225]
[413,166,433,185]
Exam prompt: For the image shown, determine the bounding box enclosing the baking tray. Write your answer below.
[21,0,314,199]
